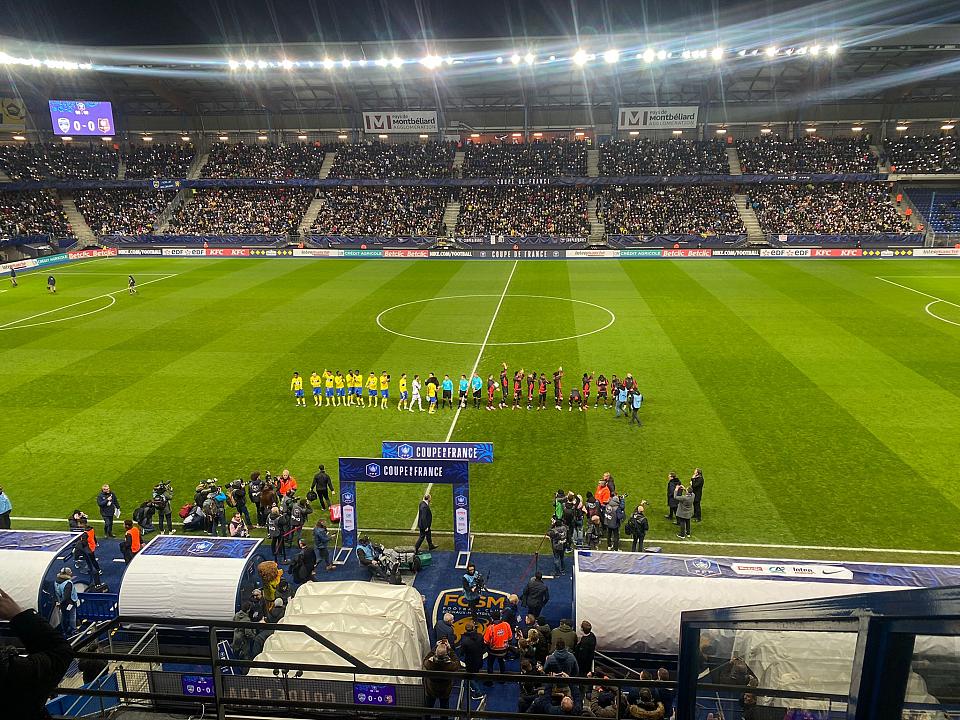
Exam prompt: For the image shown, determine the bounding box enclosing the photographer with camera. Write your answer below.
[153,482,174,534]
[422,638,461,719]
[625,503,649,552]
[602,493,625,551]
[227,479,251,531]
[547,517,568,575]
[461,563,483,620]
[249,471,265,527]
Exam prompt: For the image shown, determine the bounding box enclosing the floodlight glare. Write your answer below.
[510,53,521,65]
[280,58,293,70]
[297,134,308,140]
[765,46,777,57]
[805,127,817,133]
[342,58,351,68]
[421,55,442,69]
[942,124,955,130]
[244,59,255,69]
[760,127,772,134]
[256,59,267,69]
[375,57,388,67]
[12,135,26,140]
[809,45,821,56]
[358,59,367,67]
[390,56,403,68]
[524,52,535,65]
[851,126,863,132]
[228,59,240,70]
[657,50,668,60]
[496,56,503,64]
[826,44,839,55]
[682,50,692,60]
[642,48,655,63]
[257,135,268,141]
[711,47,723,61]
[716,128,727,134]
[573,49,589,66]
[218,135,229,141]
[548,55,556,61]
[181,135,191,141]
[323,58,335,70]
[603,49,619,64]
[895,125,909,131]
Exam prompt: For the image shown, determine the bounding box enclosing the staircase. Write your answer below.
[587,148,600,178]
[156,189,191,233]
[442,199,461,236]
[117,156,126,180]
[59,192,98,247]
[298,194,325,235]
[452,150,465,178]
[726,147,743,176]
[319,151,337,179]
[733,193,766,244]
[871,144,886,171]
[0,168,12,182]
[587,196,605,242]
[187,151,209,179]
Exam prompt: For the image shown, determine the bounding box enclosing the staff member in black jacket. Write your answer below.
[414,494,439,553]
[310,464,335,510]
[690,468,704,522]
[0,586,73,719]
[520,571,550,619]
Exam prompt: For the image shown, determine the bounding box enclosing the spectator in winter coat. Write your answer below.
[96,484,120,537]
[575,621,597,675]
[312,520,335,573]
[289,539,317,583]
[422,641,461,715]
[602,494,624,551]
[434,613,457,652]
[231,603,258,660]
[665,473,681,522]
[690,468,704,522]
[626,688,665,720]
[675,485,695,539]
[548,517,568,575]
[534,617,552,664]
[521,571,550,618]
[584,515,603,549]
[459,622,486,701]
[550,619,577,653]
[627,505,649,552]
[544,639,579,676]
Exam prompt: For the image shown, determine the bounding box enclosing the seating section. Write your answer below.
[0,190,70,237]
[748,183,910,234]
[327,142,455,179]
[599,139,729,176]
[0,143,119,180]
[310,187,449,236]
[597,186,745,236]
[883,135,960,174]
[201,142,326,178]
[461,140,587,177]
[737,136,877,174]
[456,187,589,237]
[903,187,960,231]
[167,188,313,235]
[123,143,196,178]
[74,189,174,236]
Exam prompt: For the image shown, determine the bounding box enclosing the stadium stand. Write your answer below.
[597,185,745,237]
[327,141,456,178]
[883,135,960,173]
[599,139,730,176]
[461,139,587,177]
[0,190,71,237]
[309,187,449,236]
[737,136,877,173]
[0,143,119,180]
[748,183,911,234]
[167,187,313,235]
[903,187,960,231]
[122,142,196,179]
[73,189,174,236]
[455,187,590,237]
[201,142,326,178]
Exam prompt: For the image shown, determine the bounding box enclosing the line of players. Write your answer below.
[290,365,642,414]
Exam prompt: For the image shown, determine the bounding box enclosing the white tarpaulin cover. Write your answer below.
[118,536,261,620]
[0,530,82,611]
[251,581,429,683]
[574,551,960,655]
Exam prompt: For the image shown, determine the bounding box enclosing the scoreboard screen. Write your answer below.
[48,100,115,136]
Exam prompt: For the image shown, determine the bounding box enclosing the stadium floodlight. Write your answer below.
[12,135,26,140]
[358,59,367,67]
[338,134,348,139]
[496,56,503,64]
[181,135,191,141]
[603,49,619,64]
[851,126,863,132]
[511,132,522,137]
[657,49,668,60]
[421,55,442,69]
[378,134,389,139]
[142,136,153,142]
[716,127,727,134]
[826,44,839,55]
[510,54,521,65]
[390,56,403,68]
[573,49,589,66]
[629,131,639,136]
[470,133,480,138]
[805,127,817,133]
[532,132,543,137]
[760,127,772,134]
[61,136,72,141]
[257,134,269,141]
[942,124,955,130]
[256,59,267,69]
[342,58,351,68]
[809,44,821,56]
[895,125,909,131]
[281,58,294,70]
[79,63,92,70]
[419,134,429,139]
[672,130,683,135]
[218,135,229,141]
[297,134,308,140]
[228,59,240,70]
[100,136,112,141]
[681,50,691,60]
[642,48,656,63]
[574,131,585,137]
[375,57,388,67]
[244,59,255,69]
[711,47,724,61]
[548,55,556,61]
[524,52,535,65]
[784,48,794,56]
[323,58,335,70]
[765,46,778,57]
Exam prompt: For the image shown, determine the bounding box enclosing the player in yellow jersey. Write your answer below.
[334,371,346,406]
[352,369,363,406]
[425,378,437,414]
[290,372,305,407]
[365,372,378,408]
[379,371,390,409]
[323,369,335,406]
[309,371,323,406]
[397,373,408,411]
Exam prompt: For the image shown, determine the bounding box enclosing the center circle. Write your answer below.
[375,294,616,346]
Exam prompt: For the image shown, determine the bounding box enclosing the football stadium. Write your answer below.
[0,2,959,719]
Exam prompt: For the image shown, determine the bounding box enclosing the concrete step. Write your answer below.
[187,152,209,180]
[59,192,98,246]
[157,188,192,233]
[0,168,10,183]
[587,196,605,240]
[587,148,600,178]
[727,147,743,176]
[443,200,461,236]
[733,193,765,243]
[319,151,337,179]
[298,195,326,234]
[453,151,465,169]
[117,157,126,180]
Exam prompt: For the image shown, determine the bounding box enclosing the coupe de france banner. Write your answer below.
[363,110,438,134]
[618,106,699,130]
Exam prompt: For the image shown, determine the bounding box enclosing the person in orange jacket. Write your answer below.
[121,519,141,563]
[595,478,611,506]
[483,609,513,680]
[278,469,297,496]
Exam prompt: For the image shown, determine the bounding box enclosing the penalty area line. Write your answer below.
[410,259,519,531]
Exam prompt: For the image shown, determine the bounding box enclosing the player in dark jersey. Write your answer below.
[624,373,636,392]
[499,363,509,409]
[526,372,536,410]
[537,373,548,410]
[552,367,564,410]
[569,386,582,412]
[581,373,592,410]
[512,370,523,410]
[486,376,497,410]
[596,374,609,409]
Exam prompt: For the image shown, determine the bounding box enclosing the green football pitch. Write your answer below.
[2,256,960,563]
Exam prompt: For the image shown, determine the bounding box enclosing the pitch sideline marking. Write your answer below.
[0,273,179,330]
[876,275,960,328]
[378,294,616,346]
[10,515,960,557]
[411,260,519,530]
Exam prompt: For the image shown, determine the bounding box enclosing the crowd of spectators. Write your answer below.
[462,140,588,177]
[168,188,312,235]
[201,142,326,178]
[310,187,449,236]
[123,143,196,178]
[748,183,911,234]
[328,141,455,179]
[0,191,70,237]
[456,187,590,237]
[0,143,119,180]
[737,136,877,174]
[599,139,730,176]
[882,135,960,174]
[598,185,745,237]
[74,189,174,236]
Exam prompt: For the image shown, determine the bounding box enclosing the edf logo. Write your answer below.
[398,443,414,459]
[365,463,381,478]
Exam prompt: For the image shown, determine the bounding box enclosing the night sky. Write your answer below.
[0,0,950,47]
